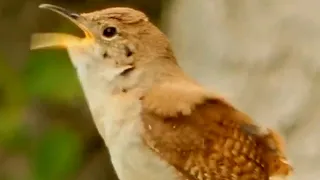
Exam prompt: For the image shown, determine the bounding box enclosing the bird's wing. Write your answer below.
[141,80,292,180]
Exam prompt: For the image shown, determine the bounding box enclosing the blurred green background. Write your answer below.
[0,0,167,180]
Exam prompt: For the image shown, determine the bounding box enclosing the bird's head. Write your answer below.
[31,4,179,93]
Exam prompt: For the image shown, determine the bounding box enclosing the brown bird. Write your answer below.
[31,4,293,180]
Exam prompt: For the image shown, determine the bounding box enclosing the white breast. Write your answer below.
[91,92,179,180]
[67,46,178,180]
[74,70,177,180]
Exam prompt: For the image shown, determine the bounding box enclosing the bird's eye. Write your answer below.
[102,26,117,38]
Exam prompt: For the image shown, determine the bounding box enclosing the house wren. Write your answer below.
[31,4,293,180]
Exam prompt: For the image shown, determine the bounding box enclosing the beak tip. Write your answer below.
[38,3,51,9]
[37,3,80,19]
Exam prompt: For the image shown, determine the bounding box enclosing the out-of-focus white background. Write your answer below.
[165,1,320,179]
[0,0,318,179]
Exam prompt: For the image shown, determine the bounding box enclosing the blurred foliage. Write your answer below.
[0,56,26,147]
[31,126,82,180]
[1,35,85,180]
[0,0,165,179]
[25,50,82,102]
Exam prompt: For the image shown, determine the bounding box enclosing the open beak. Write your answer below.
[30,4,93,50]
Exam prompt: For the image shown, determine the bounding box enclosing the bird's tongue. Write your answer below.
[30,32,85,50]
